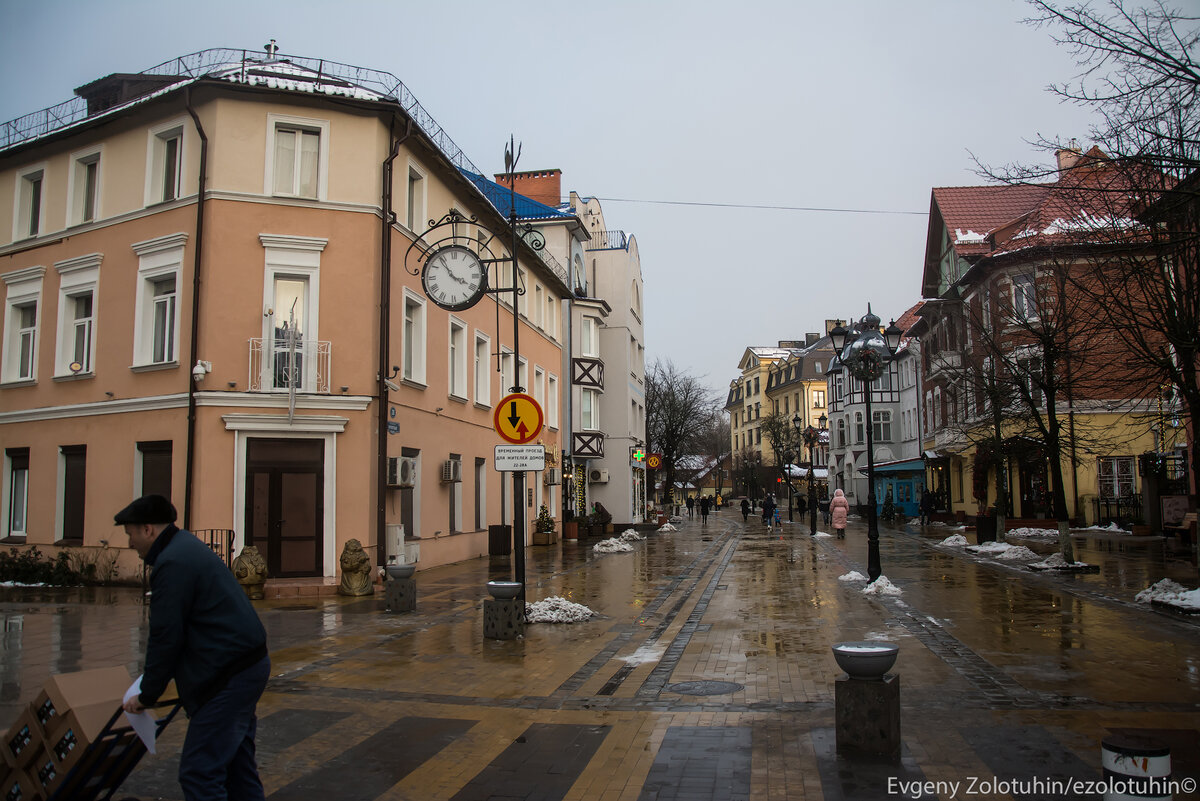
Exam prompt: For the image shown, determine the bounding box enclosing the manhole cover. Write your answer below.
[665,681,743,696]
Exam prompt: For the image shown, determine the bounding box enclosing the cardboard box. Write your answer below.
[42,701,125,776]
[1,768,40,801]
[2,709,38,770]
[23,747,58,798]
[31,667,130,740]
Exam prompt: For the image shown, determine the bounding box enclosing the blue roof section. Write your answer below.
[461,170,573,221]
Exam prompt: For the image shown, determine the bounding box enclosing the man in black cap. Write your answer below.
[115,495,269,801]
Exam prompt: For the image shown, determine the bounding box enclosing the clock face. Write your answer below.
[422,245,487,311]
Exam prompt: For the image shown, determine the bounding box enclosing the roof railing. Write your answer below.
[0,47,481,177]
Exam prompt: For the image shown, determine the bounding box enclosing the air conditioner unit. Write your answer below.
[543,468,560,486]
[441,459,463,482]
[589,468,609,483]
[386,456,417,488]
[385,524,405,561]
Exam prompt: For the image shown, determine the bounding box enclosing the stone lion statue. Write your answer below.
[232,545,268,600]
[338,538,374,596]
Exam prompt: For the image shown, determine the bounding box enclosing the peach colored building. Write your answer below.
[0,49,566,578]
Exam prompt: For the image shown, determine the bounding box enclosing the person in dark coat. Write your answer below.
[699,495,711,525]
[686,496,695,519]
[740,498,751,522]
[117,495,269,801]
[762,495,777,528]
[919,489,934,525]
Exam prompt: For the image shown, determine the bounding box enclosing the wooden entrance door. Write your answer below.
[246,438,324,577]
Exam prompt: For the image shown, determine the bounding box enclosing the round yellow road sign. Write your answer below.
[647,454,662,469]
[494,393,544,444]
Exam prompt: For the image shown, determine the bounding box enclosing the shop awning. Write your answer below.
[858,458,926,476]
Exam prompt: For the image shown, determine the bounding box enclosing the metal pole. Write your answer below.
[865,378,881,581]
[509,193,526,611]
[809,439,818,536]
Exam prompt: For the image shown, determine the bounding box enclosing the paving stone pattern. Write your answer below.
[2,514,1199,800]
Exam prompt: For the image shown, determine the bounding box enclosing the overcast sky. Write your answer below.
[0,0,1101,397]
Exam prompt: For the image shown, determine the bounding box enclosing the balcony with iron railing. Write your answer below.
[585,230,628,251]
[249,338,331,393]
[1,48,482,178]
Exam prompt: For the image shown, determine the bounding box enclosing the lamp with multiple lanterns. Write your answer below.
[793,412,828,536]
[829,307,903,581]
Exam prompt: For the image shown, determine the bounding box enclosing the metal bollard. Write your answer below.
[1101,734,1171,800]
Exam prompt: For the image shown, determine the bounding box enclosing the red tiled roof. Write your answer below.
[932,184,1050,256]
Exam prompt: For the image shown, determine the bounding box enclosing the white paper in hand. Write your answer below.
[123,675,157,754]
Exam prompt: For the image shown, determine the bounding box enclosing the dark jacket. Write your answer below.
[140,526,268,714]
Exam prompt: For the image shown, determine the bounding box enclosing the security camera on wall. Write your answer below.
[384,378,402,393]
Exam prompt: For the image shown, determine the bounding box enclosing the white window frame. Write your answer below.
[534,284,544,328]
[872,410,892,443]
[854,411,864,444]
[264,114,330,201]
[402,289,427,385]
[146,118,186,205]
[1012,273,1038,322]
[449,316,467,400]
[259,235,326,392]
[3,449,29,538]
[499,348,514,395]
[1098,456,1136,499]
[54,254,102,377]
[581,388,600,430]
[405,161,427,231]
[547,373,559,429]
[13,164,47,241]
[473,330,491,406]
[518,356,528,395]
[131,234,187,368]
[580,316,598,357]
[2,266,46,384]
[68,145,103,226]
[546,294,558,340]
[533,366,545,410]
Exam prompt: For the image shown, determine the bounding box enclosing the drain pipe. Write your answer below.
[183,89,208,530]
[377,117,413,565]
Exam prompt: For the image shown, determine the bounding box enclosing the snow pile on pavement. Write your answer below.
[928,522,967,530]
[862,576,903,596]
[838,571,867,582]
[1031,552,1090,569]
[814,531,833,538]
[526,596,596,623]
[970,541,1040,561]
[620,529,645,542]
[940,534,969,546]
[1006,527,1059,539]
[1080,522,1130,533]
[593,537,635,553]
[669,516,684,524]
[0,581,48,588]
[1135,579,1200,610]
[658,523,678,532]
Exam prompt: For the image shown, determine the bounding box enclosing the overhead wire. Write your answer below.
[582,196,926,216]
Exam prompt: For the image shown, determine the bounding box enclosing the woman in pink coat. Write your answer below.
[830,488,850,539]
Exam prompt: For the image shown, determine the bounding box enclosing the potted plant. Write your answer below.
[533,504,556,545]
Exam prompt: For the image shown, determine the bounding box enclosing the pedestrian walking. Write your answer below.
[762,495,777,531]
[741,498,751,522]
[919,489,934,526]
[686,496,695,519]
[116,495,270,801]
[831,488,850,539]
[699,495,711,525]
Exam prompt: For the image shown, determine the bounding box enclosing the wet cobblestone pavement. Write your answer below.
[3,514,1199,800]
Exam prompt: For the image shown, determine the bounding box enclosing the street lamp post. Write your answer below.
[830,307,903,581]
[802,414,828,536]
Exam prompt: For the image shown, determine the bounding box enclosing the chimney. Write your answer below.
[805,332,820,347]
[1056,139,1083,174]
[492,169,562,207]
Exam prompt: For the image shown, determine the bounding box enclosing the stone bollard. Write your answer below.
[1101,734,1171,800]
[384,563,416,613]
[484,581,524,640]
[832,641,901,759]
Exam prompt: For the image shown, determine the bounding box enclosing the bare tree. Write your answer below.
[1016,0,1200,511]
[645,359,720,505]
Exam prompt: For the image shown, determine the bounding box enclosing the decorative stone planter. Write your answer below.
[486,580,522,599]
[832,641,899,680]
[385,563,415,580]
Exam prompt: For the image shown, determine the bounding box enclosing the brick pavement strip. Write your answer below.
[3,515,1200,800]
